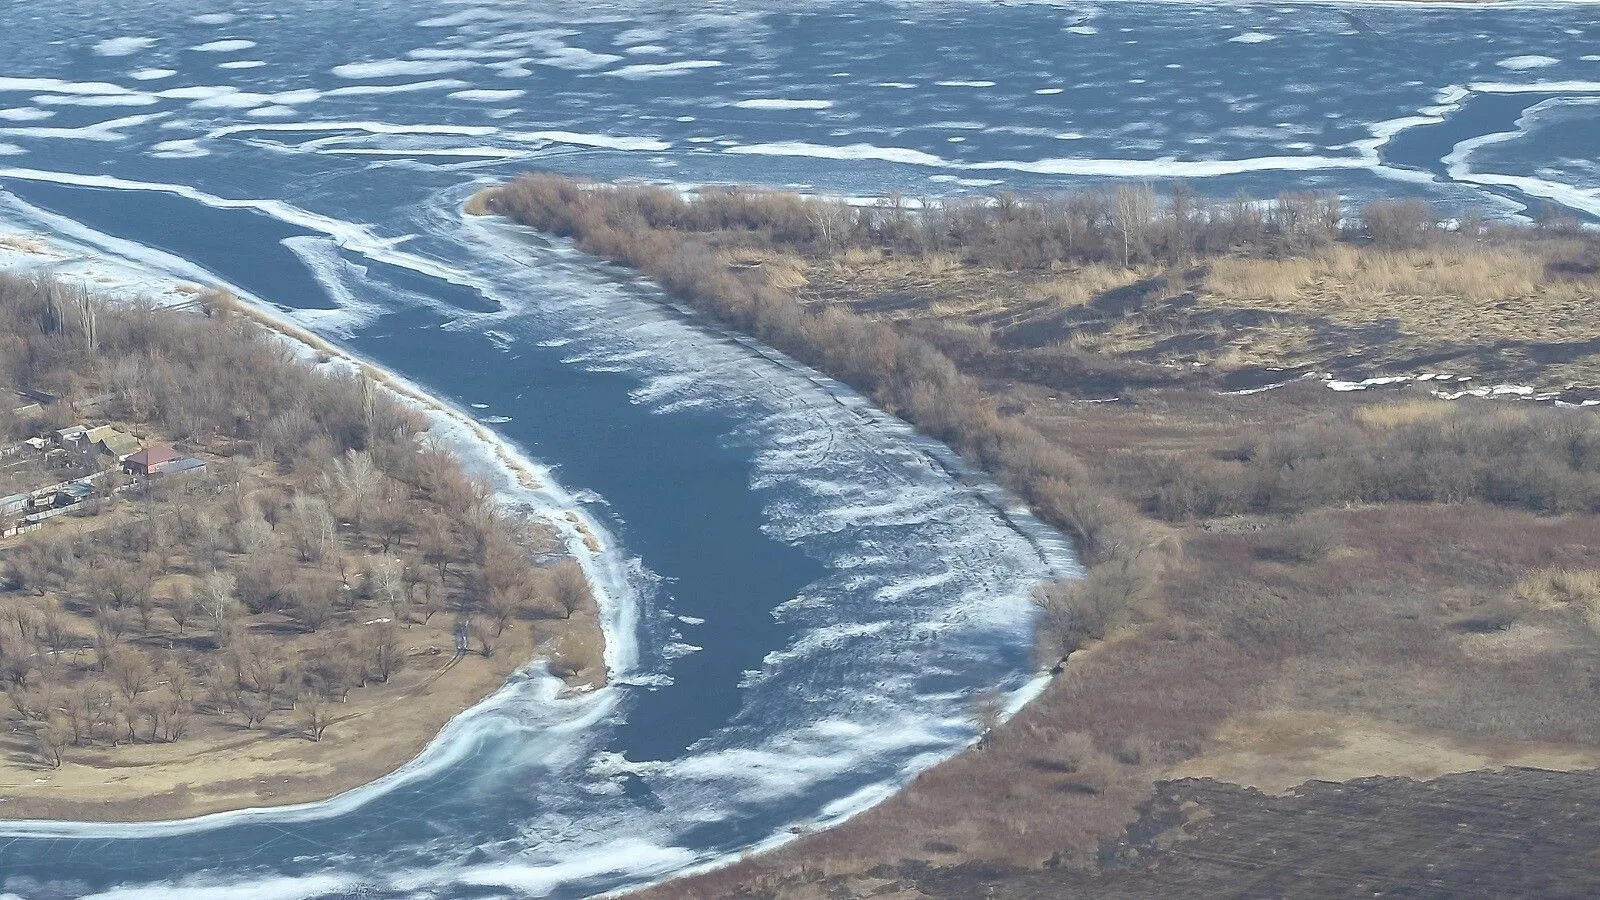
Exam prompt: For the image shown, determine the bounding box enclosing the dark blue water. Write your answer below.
[0,1,1595,897]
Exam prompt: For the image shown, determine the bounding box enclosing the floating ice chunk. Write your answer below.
[33,94,158,107]
[0,77,139,96]
[191,39,258,52]
[217,60,268,70]
[875,81,916,89]
[190,12,235,25]
[614,26,667,44]
[1470,80,1600,93]
[605,59,724,79]
[662,641,702,659]
[325,79,467,97]
[534,47,624,70]
[0,143,22,155]
[1034,88,1063,95]
[0,111,164,140]
[150,138,208,158]
[623,44,667,55]
[449,89,526,102]
[509,130,670,151]
[677,615,706,625]
[725,140,947,167]
[330,59,475,78]
[94,37,157,57]
[1497,55,1560,70]
[1229,32,1277,43]
[1065,25,1098,34]
[935,80,996,87]
[129,68,177,81]
[733,98,834,110]
[0,108,52,121]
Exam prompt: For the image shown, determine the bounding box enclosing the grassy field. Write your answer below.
[475,177,1600,898]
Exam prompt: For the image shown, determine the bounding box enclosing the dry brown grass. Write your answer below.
[1516,567,1600,619]
[1032,265,1144,309]
[1352,399,1453,429]
[1201,244,1600,354]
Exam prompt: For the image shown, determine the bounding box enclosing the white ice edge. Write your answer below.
[0,195,639,840]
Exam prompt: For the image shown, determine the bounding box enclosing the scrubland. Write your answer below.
[476,176,1600,898]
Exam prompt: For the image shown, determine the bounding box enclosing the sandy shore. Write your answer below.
[0,612,548,821]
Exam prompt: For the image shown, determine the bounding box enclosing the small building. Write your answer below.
[160,457,208,478]
[0,494,29,517]
[54,425,88,448]
[124,444,178,477]
[52,482,93,508]
[21,437,46,452]
[96,432,140,460]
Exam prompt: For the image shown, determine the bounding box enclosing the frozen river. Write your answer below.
[0,1,1595,897]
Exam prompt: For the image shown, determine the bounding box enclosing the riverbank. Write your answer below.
[474,175,1600,898]
[0,231,610,823]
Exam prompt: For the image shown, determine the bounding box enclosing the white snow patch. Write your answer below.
[733,98,834,110]
[534,47,624,70]
[94,37,157,57]
[190,39,257,53]
[1497,55,1560,71]
[449,89,526,102]
[330,59,475,79]
[150,139,207,158]
[507,130,670,151]
[605,59,724,79]
[0,108,52,122]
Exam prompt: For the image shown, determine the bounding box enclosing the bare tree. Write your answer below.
[168,589,199,635]
[1109,183,1157,267]
[107,647,154,701]
[470,617,497,658]
[198,571,241,639]
[367,623,406,683]
[547,560,590,620]
[37,714,68,767]
[300,693,333,741]
[290,494,337,563]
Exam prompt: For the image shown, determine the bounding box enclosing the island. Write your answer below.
[472,175,1600,898]
[0,273,604,821]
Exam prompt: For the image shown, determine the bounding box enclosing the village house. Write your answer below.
[0,493,29,517]
[54,425,88,449]
[124,444,178,477]
[52,482,93,508]
[161,457,208,478]
[86,425,140,460]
